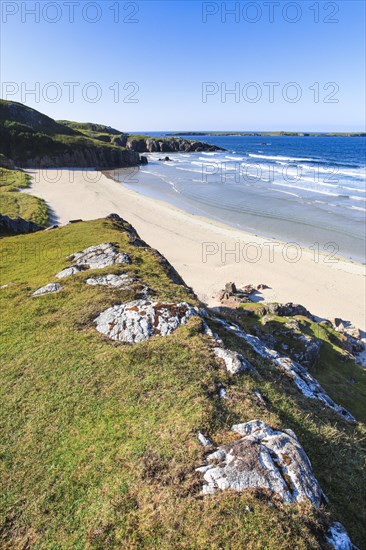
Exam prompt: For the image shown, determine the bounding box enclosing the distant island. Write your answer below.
[166,131,366,137]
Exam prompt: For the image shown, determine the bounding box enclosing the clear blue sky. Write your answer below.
[1,0,365,131]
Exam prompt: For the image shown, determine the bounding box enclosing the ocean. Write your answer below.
[113,135,366,262]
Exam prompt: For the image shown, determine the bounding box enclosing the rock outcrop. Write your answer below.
[13,147,143,169]
[0,214,44,236]
[68,243,131,270]
[126,137,223,154]
[206,313,356,423]
[94,300,198,344]
[197,420,323,506]
[326,522,359,550]
[331,318,365,356]
[265,303,314,319]
[56,265,85,279]
[85,274,135,288]
[215,282,254,308]
[32,283,61,296]
[213,347,256,375]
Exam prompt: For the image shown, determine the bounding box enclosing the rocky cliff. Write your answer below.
[5,145,142,169]
[125,136,224,153]
[0,214,45,236]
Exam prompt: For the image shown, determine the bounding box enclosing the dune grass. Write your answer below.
[0,218,365,549]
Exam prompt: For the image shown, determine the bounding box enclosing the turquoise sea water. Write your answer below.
[114,135,366,262]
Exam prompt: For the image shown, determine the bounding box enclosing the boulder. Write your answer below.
[330,318,365,355]
[242,284,255,294]
[225,282,237,294]
[197,420,323,506]
[215,281,253,308]
[68,243,131,270]
[267,303,313,318]
[94,300,198,344]
[56,265,84,279]
[297,335,322,367]
[213,347,256,375]
[219,387,228,399]
[198,432,213,447]
[257,284,270,290]
[32,283,61,296]
[0,214,44,237]
[85,274,135,288]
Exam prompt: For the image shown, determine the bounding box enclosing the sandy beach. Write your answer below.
[23,168,366,331]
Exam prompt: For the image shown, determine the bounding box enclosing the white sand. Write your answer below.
[23,169,366,330]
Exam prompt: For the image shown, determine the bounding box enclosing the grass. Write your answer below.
[0,218,365,549]
[0,168,49,226]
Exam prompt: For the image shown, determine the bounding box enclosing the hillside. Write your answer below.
[0,101,222,169]
[0,101,142,169]
[0,216,365,549]
[59,121,224,153]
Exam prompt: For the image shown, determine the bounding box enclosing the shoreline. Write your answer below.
[107,165,366,265]
[23,168,366,331]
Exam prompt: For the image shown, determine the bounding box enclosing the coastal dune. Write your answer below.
[23,168,366,331]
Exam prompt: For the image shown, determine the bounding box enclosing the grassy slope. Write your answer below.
[0,218,365,549]
[0,168,48,226]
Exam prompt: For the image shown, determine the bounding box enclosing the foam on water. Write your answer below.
[114,135,366,261]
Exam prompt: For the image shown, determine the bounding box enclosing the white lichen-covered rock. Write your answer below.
[69,243,131,270]
[219,387,228,400]
[197,420,323,506]
[213,347,255,375]
[86,274,135,288]
[203,323,223,345]
[94,300,197,344]
[208,314,356,424]
[32,283,61,296]
[198,432,212,447]
[326,522,359,550]
[56,265,84,279]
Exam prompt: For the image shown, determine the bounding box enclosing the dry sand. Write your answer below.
[23,168,366,330]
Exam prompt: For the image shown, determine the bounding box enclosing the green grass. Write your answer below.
[0,168,31,191]
[0,168,49,226]
[0,218,365,549]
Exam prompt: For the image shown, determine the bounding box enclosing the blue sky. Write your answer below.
[1,0,365,131]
